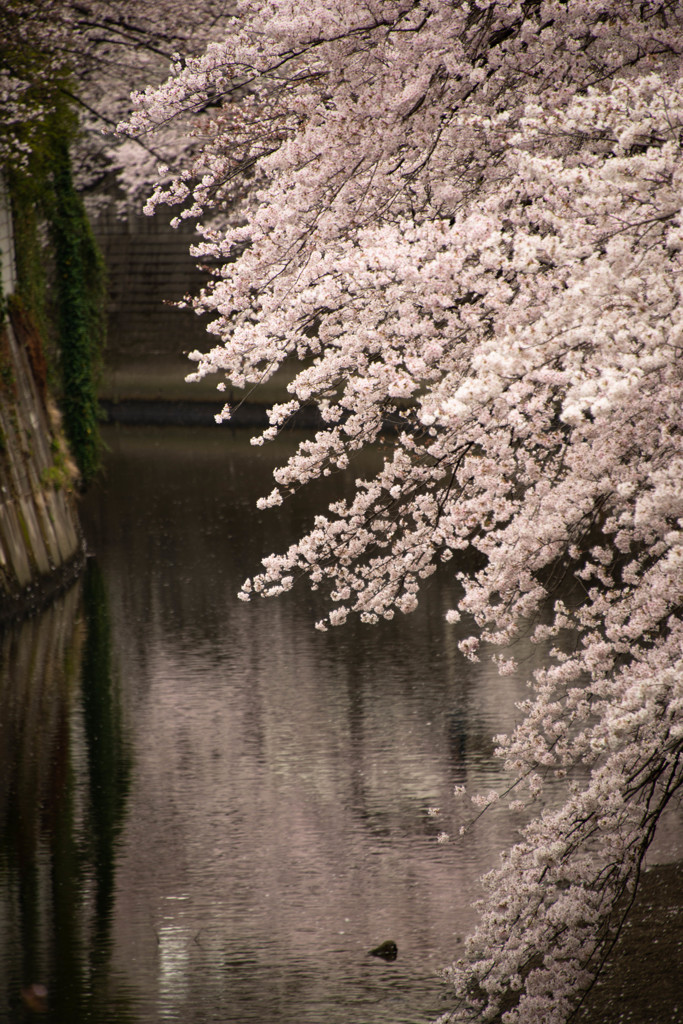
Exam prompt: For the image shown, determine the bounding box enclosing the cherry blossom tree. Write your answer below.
[124,2,683,1021]
[1,0,233,202]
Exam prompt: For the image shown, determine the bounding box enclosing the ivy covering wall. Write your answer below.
[3,40,105,487]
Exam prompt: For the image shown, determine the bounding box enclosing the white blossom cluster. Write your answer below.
[127,2,683,1021]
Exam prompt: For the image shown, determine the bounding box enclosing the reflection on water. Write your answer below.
[0,426,600,1022]
[0,564,133,1023]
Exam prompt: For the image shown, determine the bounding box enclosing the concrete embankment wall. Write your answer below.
[0,176,84,622]
[94,204,210,362]
[0,317,85,621]
[93,205,305,424]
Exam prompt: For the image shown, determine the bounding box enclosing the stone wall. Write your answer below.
[0,176,85,622]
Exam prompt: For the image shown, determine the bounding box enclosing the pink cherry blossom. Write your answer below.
[126,3,683,1021]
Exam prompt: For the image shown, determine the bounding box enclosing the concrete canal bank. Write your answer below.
[0,179,85,623]
[0,312,84,622]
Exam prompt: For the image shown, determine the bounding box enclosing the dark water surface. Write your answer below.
[1,425,680,1024]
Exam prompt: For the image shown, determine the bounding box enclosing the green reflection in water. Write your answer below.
[0,563,134,1023]
[80,562,131,973]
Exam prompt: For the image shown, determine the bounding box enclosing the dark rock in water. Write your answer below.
[369,940,398,961]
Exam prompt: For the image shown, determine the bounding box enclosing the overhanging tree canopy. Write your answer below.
[1,0,233,200]
[125,2,683,1021]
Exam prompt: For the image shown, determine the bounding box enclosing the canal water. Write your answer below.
[0,425,678,1024]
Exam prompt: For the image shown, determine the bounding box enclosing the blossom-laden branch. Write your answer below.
[127,2,683,1021]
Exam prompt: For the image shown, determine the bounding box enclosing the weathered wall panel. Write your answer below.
[0,319,85,621]
[0,174,16,298]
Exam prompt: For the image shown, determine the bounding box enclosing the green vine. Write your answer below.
[4,52,105,487]
[47,137,106,486]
